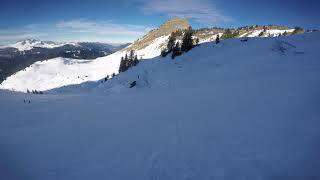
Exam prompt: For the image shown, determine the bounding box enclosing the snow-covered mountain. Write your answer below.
[0,19,306,92]
[0,40,126,83]
[0,35,168,92]
[0,19,189,92]
[0,39,126,52]
[1,39,77,51]
[1,31,319,180]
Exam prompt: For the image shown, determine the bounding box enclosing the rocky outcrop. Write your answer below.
[124,18,190,51]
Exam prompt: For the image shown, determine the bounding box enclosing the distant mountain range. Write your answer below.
[0,39,129,82]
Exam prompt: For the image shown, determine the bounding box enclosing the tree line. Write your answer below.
[119,50,139,73]
[162,26,221,59]
[161,27,200,59]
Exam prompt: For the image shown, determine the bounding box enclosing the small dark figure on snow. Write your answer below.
[129,81,136,88]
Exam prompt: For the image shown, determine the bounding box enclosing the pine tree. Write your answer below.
[167,32,176,53]
[129,50,135,60]
[119,56,126,73]
[172,42,181,59]
[161,48,168,57]
[119,51,139,73]
[133,55,139,66]
[181,26,194,52]
[263,26,267,32]
[195,38,199,46]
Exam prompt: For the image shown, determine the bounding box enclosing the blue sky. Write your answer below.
[0,0,319,44]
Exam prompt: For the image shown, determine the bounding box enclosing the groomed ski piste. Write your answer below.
[1,32,320,180]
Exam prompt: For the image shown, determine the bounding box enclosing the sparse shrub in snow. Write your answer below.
[216,34,220,44]
[292,27,304,35]
[258,31,264,37]
[105,75,109,82]
[31,90,43,94]
[161,48,168,57]
[222,29,237,39]
[195,38,200,46]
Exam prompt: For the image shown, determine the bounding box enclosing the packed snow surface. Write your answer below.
[1,33,320,180]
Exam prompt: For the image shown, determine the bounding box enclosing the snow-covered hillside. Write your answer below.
[241,29,295,37]
[0,35,169,92]
[1,32,320,180]
[55,32,320,95]
[0,22,300,92]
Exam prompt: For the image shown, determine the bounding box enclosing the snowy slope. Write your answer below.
[0,36,169,92]
[199,33,223,43]
[55,32,320,95]
[0,26,298,92]
[0,32,320,180]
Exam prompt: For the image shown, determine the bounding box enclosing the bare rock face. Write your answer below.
[125,18,190,51]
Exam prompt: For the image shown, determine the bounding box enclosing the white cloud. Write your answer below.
[0,20,153,45]
[138,0,233,24]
